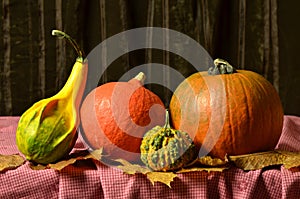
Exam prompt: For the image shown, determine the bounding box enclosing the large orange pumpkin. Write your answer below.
[169,59,284,159]
[80,72,165,162]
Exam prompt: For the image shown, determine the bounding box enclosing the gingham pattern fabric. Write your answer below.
[0,116,299,199]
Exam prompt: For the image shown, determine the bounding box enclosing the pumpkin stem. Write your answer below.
[51,30,85,59]
[133,72,146,85]
[208,58,236,75]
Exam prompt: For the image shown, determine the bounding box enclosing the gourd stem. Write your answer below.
[163,109,171,129]
[51,30,85,58]
[208,58,236,75]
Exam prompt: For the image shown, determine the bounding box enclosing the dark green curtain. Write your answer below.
[0,0,299,116]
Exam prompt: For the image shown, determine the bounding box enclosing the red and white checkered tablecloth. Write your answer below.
[0,116,299,199]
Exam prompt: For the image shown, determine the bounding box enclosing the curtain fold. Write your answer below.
[237,0,246,68]
[1,0,12,115]
[270,0,279,92]
[0,0,298,116]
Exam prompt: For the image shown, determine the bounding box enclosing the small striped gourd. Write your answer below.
[140,110,198,171]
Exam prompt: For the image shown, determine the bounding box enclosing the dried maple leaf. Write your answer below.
[88,148,104,160]
[177,166,228,173]
[0,154,25,172]
[146,171,178,188]
[114,158,178,187]
[277,151,300,169]
[197,156,227,166]
[115,159,151,174]
[30,148,103,170]
[177,155,228,173]
[48,158,80,170]
[29,163,47,170]
[228,151,286,171]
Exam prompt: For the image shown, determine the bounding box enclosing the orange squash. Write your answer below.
[169,59,284,159]
[80,72,165,162]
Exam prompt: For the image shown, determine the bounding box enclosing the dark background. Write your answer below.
[0,0,299,116]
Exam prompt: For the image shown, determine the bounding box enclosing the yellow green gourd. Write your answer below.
[140,110,198,171]
[16,30,87,164]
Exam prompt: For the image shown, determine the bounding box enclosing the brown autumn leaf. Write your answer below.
[114,154,229,187]
[114,159,178,187]
[0,154,25,172]
[277,151,300,169]
[146,171,178,188]
[177,166,228,173]
[109,150,300,187]
[228,151,286,171]
[115,159,151,175]
[29,163,47,170]
[176,155,228,173]
[30,148,103,170]
[197,156,227,166]
[114,156,226,187]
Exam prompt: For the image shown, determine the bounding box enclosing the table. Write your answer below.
[0,116,300,199]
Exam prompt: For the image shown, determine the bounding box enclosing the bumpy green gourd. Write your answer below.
[16,30,87,164]
[140,110,198,171]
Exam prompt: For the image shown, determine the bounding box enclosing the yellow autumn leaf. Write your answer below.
[115,159,151,175]
[30,148,103,170]
[146,171,178,188]
[277,151,300,169]
[228,151,286,171]
[177,166,228,173]
[197,156,227,166]
[0,154,25,172]
[29,163,47,170]
[114,158,178,187]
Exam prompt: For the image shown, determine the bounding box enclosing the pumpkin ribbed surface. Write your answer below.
[140,125,198,171]
[170,69,284,159]
[80,74,165,162]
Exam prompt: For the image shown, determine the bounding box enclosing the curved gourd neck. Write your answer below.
[56,58,86,99]
[51,30,87,100]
